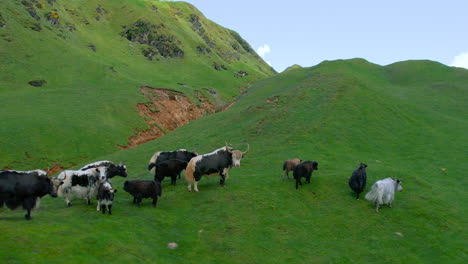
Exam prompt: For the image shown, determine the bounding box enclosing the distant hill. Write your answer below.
[283,64,303,72]
[0,0,275,170]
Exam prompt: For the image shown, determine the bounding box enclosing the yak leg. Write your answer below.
[220,174,226,186]
[108,204,112,215]
[23,197,36,220]
[152,197,158,207]
[194,181,199,192]
[171,175,177,185]
[101,204,106,214]
[220,168,230,186]
[296,179,302,189]
[187,183,192,192]
[97,200,101,211]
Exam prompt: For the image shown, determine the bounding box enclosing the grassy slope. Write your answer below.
[1,59,466,263]
[0,0,274,169]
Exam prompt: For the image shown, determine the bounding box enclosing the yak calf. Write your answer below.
[123,180,162,207]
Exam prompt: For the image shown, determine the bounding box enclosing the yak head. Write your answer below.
[45,177,61,197]
[95,167,108,182]
[225,142,250,167]
[394,179,403,192]
[110,162,128,178]
[50,177,64,194]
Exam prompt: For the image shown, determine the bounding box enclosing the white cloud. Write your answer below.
[451,51,468,69]
[257,44,271,58]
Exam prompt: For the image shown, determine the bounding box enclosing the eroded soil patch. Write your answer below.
[119,87,215,149]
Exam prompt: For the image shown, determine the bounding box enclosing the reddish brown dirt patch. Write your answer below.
[47,163,74,176]
[119,87,215,149]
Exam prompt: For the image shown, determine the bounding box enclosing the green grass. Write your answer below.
[0,0,274,169]
[1,58,466,263]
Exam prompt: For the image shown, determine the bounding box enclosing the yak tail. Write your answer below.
[365,183,379,202]
[148,163,157,171]
[185,159,195,184]
[148,152,161,173]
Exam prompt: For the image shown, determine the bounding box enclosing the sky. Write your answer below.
[164,0,468,72]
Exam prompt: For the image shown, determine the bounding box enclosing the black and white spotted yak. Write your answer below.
[185,143,249,192]
[80,160,128,179]
[148,149,198,179]
[97,181,117,215]
[0,170,60,220]
[55,167,108,207]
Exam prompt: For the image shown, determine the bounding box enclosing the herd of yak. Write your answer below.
[0,144,403,220]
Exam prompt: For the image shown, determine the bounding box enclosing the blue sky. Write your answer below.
[165,0,468,72]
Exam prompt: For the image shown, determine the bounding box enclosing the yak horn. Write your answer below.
[242,143,250,155]
[225,141,233,153]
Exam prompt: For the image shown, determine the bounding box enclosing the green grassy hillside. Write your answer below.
[1,59,466,263]
[0,0,275,169]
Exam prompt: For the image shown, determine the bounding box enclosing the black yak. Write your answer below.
[148,159,188,185]
[348,163,367,200]
[0,170,58,220]
[293,161,319,189]
[123,180,162,207]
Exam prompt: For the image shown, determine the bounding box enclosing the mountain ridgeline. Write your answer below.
[0,0,275,169]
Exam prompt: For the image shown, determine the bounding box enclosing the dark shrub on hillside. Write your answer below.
[28,80,47,87]
[1,13,6,28]
[87,44,96,52]
[123,19,184,58]
[213,62,227,71]
[45,11,60,25]
[30,23,42,31]
[230,30,252,53]
[189,14,205,35]
[196,45,211,54]
[25,7,40,21]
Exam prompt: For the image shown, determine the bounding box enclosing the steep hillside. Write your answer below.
[1,59,466,263]
[0,0,275,170]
